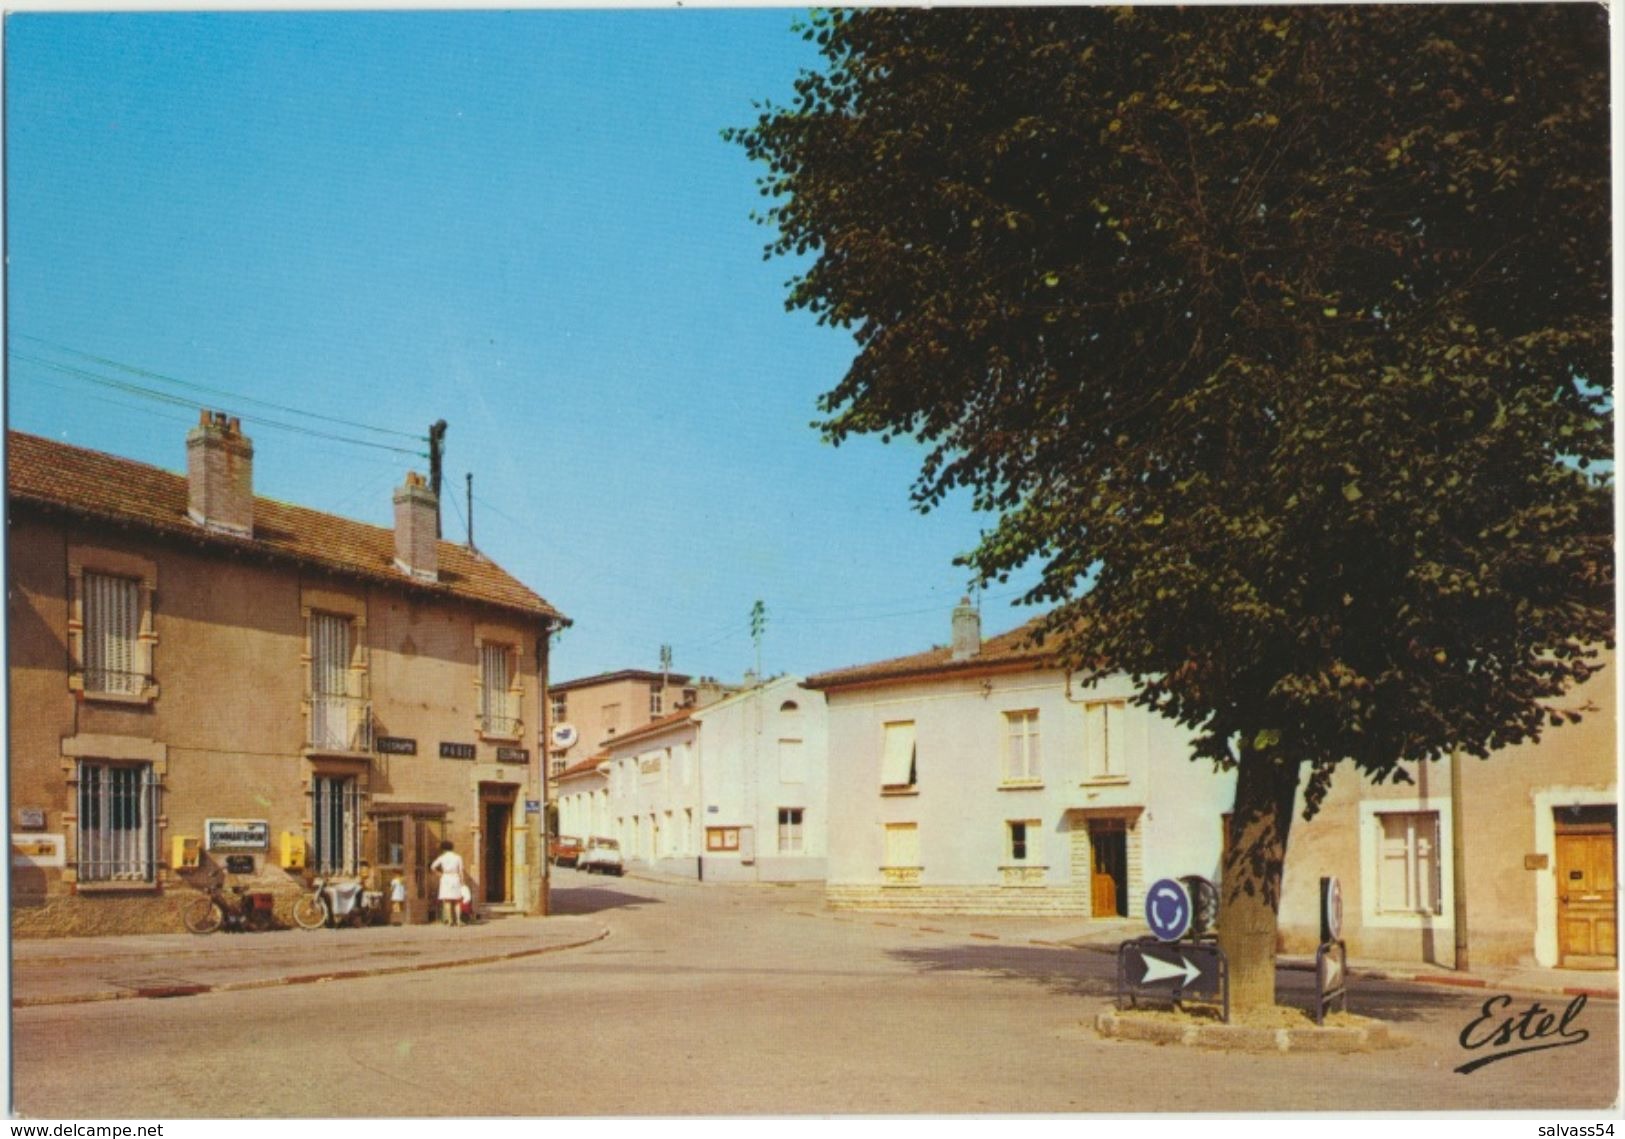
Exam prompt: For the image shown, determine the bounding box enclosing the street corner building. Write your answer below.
[6,413,568,937]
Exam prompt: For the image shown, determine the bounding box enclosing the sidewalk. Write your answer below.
[9,912,608,1008]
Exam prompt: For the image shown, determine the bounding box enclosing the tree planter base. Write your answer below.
[1095,1007,1404,1053]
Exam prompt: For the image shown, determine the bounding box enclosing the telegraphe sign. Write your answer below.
[205,819,270,851]
[376,736,418,755]
[496,747,530,763]
[440,742,477,760]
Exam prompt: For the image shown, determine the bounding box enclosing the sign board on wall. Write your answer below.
[12,835,65,868]
[205,819,270,851]
[496,747,530,764]
[440,742,477,760]
[16,807,46,830]
[376,736,418,755]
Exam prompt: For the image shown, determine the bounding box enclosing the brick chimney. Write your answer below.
[393,471,439,582]
[950,597,981,661]
[186,410,254,537]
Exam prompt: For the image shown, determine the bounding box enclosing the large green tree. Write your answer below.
[732,6,1613,1008]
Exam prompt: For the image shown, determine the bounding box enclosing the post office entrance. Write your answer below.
[481,784,518,905]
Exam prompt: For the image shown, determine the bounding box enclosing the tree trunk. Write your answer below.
[1218,740,1303,1011]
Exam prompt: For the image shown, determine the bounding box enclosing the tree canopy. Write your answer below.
[732,6,1612,1006]
[733,5,1611,788]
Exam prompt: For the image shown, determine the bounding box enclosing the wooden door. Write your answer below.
[1090,820,1127,918]
[1557,829,1617,967]
[482,799,513,904]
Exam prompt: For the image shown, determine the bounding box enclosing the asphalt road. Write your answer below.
[10,871,1619,1116]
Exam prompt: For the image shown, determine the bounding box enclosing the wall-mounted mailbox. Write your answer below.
[280,832,307,870]
[171,836,201,870]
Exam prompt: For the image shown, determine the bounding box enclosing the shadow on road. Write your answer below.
[549,886,664,915]
[885,943,1116,1000]
[885,942,1474,1024]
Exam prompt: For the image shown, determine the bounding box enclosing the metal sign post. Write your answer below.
[1119,876,1229,1022]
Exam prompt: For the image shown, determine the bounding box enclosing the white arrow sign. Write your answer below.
[1320,951,1343,989]
[1140,951,1203,987]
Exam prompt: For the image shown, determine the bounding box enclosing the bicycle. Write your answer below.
[292,877,330,930]
[182,873,276,934]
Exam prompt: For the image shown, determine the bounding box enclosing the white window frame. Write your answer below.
[1002,709,1042,786]
[1083,699,1131,783]
[881,721,918,792]
[778,807,805,853]
[650,684,664,717]
[75,760,159,883]
[1006,818,1042,864]
[1359,798,1454,931]
[551,692,568,725]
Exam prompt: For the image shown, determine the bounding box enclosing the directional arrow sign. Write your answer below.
[1141,952,1203,987]
[1120,939,1224,1003]
[1319,949,1343,990]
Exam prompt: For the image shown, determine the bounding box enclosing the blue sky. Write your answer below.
[5,9,1043,684]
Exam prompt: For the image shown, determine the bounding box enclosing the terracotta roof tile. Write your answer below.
[555,753,608,782]
[7,430,565,625]
[806,616,1055,690]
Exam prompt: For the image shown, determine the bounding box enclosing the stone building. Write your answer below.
[8,415,567,936]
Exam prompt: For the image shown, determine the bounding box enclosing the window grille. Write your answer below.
[77,762,158,882]
[312,775,362,875]
[83,573,142,694]
[482,644,518,735]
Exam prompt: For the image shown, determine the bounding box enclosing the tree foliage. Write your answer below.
[732,6,1612,809]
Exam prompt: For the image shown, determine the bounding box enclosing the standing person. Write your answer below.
[429,841,465,926]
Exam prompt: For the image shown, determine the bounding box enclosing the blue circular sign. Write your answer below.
[1145,877,1193,942]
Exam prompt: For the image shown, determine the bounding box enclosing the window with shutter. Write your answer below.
[83,573,141,695]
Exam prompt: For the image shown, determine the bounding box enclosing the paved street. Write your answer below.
[11,871,1619,1116]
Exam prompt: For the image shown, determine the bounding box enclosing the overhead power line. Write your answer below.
[10,351,427,459]
[13,334,424,441]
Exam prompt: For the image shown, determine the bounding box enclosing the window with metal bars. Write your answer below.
[83,573,143,695]
[309,613,368,751]
[312,775,362,875]
[76,762,158,882]
[481,643,518,736]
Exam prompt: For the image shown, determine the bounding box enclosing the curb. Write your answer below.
[1095,1008,1404,1053]
[12,925,611,1009]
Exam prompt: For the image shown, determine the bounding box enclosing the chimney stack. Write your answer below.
[393,470,439,582]
[950,596,981,661]
[186,410,254,537]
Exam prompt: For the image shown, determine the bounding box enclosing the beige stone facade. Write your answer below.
[8,425,566,937]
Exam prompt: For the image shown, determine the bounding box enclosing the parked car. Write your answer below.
[579,836,624,876]
[549,834,583,867]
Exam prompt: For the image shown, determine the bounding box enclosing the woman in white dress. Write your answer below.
[429,841,466,926]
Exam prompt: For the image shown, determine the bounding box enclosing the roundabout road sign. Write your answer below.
[1145,877,1193,942]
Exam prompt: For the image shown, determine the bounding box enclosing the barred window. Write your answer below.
[481,643,518,736]
[77,762,158,882]
[83,573,142,695]
[312,774,362,875]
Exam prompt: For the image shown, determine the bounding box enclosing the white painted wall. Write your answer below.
[692,676,829,883]
[823,665,1234,914]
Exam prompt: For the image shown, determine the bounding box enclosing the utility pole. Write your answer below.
[428,420,447,537]
[749,600,766,683]
[465,472,475,551]
[659,643,672,690]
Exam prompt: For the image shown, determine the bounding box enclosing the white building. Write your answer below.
[806,603,1235,917]
[691,675,829,883]
[554,753,609,842]
[594,677,830,883]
